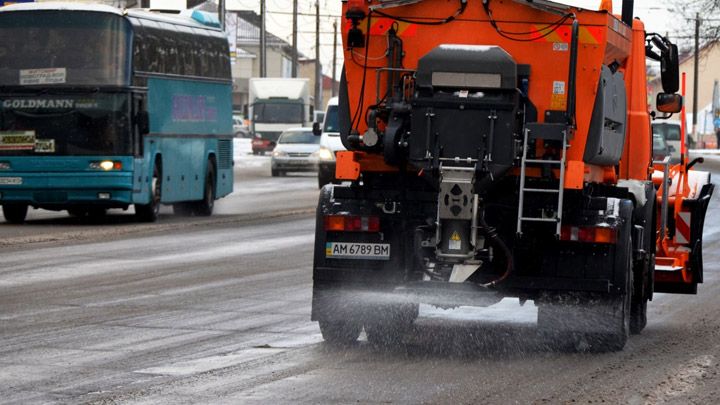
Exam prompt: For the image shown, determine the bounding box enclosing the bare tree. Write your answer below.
[669,0,720,49]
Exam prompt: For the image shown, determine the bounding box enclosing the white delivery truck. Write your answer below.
[248,78,312,154]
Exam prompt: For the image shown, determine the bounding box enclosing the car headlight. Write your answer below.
[314,147,334,161]
[272,150,288,157]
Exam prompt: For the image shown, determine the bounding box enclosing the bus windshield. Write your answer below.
[0,93,132,156]
[0,11,131,87]
[253,102,303,124]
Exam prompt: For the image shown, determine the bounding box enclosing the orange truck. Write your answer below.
[311,0,713,351]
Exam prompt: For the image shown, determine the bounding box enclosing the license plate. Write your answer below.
[0,131,35,151]
[326,242,390,260]
[0,177,22,185]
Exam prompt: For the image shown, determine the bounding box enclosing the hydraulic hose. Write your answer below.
[478,214,513,288]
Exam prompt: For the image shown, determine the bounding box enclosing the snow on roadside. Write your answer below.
[233,138,268,168]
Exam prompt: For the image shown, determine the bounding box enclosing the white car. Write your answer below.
[652,120,691,162]
[316,97,345,188]
[270,127,321,177]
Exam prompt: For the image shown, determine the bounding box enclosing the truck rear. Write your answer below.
[311,0,714,351]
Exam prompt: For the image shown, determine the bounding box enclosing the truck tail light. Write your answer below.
[324,215,380,232]
[561,225,617,244]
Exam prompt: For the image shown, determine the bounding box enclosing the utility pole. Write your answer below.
[291,0,298,78]
[218,0,225,31]
[332,19,338,97]
[693,13,700,138]
[315,1,322,111]
[260,0,267,78]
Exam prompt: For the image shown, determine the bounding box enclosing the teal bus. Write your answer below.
[0,4,233,223]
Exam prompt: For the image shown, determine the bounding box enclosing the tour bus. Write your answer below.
[0,3,233,223]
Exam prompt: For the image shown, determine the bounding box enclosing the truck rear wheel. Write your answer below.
[318,319,362,345]
[538,203,633,352]
[3,203,28,224]
[364,304,418,348]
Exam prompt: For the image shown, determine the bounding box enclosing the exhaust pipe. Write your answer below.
[621,0,634,26]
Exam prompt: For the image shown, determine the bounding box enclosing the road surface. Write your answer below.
[1,154,720,404]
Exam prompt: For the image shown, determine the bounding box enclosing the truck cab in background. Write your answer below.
[248,78,311,155]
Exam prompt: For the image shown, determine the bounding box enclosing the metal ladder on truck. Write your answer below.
[516,123,568,236]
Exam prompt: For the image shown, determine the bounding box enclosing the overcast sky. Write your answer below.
[224,0,678,77]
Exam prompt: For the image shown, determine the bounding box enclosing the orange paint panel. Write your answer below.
[341,1,634,177]
[335,151,361,180]
[564,160,584,189]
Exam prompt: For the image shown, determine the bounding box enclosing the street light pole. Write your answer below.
[332,19,337,97]
[259,0,267,78]
[692,13,700,139]
[315,1,322,111]
[291,0,298,78]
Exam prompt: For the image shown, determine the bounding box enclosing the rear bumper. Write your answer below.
[251,139,275,152]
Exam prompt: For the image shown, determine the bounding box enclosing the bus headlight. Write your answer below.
[90,161,122,171]
[0,161,10,169]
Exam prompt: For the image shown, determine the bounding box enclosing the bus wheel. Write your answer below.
[194,163,215,216]
[3,204,28,224]
[136,163,161,222]
[67,208,87,217]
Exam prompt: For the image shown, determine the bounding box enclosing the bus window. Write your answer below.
[0,11,131,86]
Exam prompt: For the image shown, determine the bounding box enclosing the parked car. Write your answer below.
[270,127,321,176]
[316,97,345,188]
[652,132,672,161]
[233,115,250,138]
[652,120,689,162]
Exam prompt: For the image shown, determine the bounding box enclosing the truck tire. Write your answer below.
[538,202,633,352]
[364,303,418,348]
[3,203,28,224]
[630,252,651,334]
[318,319,362,345]
[193,163,215,216]
[630,195,655,335]
[135,162,161,222]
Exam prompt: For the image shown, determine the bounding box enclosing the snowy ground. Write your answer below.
[233,138,267,169]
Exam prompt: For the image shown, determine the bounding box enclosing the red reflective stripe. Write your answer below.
[676,211,691,244]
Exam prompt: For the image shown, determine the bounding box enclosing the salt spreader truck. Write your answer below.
[311,0,714,351]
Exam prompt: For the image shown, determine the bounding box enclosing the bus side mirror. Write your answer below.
[661,43,679,94]
[313,121,321,136]
[657,93,683,114]
[138,111,150,135]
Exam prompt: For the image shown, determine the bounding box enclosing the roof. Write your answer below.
[0,2,123,15]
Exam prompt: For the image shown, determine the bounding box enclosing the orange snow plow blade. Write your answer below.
[653,160,714,294]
